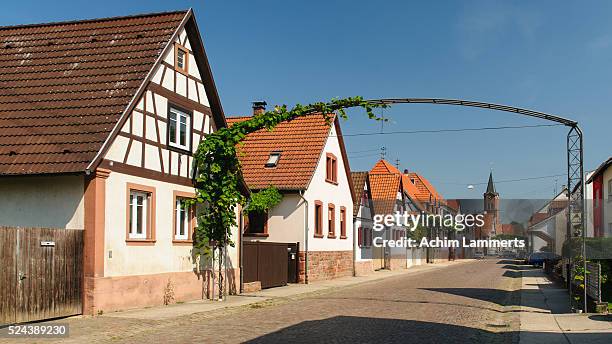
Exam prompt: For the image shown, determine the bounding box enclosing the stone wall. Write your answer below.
[298,251,352,282]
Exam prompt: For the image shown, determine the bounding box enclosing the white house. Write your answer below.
[527,188,568,255]
[369,160,424,270]
[0,10,243,315]
[227,106,355,285]
[351,171,379,275]
[587,157,612,238]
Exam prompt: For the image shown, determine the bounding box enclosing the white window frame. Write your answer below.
[177,49,186,70]
[168,107,191,151]
[129,191,149,239]
[175,198,190,241]
[608,179,612,202]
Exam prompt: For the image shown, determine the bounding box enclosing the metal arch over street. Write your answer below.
[364,97,586,311]
[365,98,578,127]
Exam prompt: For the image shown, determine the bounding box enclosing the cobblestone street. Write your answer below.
[5,259,522,344]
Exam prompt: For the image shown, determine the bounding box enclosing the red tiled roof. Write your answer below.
[0,11,188,175]
[369,173,400,215]
[407,172,443,204]
[370,159,421,202]
[227,114,344,191]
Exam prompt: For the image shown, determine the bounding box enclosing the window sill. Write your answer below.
[167,145,193,156]
[244,233,269,238]
[175,67,189,77]
[172,240,193,245]
[340,236,347,239]
[126,239,156,246]
[313,233,324,238]
[325,179,338,185]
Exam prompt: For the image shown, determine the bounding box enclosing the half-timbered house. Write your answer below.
[0,10,241,317]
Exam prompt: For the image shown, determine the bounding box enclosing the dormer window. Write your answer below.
[174,43,189,75]
[265,152,281,168]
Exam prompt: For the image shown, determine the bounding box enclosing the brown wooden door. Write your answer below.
[243,242,290,289]
[1,227,83,325]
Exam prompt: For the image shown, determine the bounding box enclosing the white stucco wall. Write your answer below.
[303,124,354,252]
[355,182,373,262]
[103,170,238,276]
[0,175,84,229]
[245,194,305,246]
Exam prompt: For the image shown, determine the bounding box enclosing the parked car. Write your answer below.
[500,250,516,258]
[527,252,561,266]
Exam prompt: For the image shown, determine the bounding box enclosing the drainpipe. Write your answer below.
[239,201,249,294]
[353,220,357,277]
[298,190,309,284]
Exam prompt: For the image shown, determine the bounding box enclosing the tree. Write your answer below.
[190,97,387,299]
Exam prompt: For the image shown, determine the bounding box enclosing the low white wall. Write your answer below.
[0,175,84,229]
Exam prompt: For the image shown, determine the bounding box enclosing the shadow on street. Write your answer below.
[245,315,607,344]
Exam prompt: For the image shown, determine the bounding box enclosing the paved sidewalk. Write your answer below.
[101,259,472,321]
[519,268,612,344]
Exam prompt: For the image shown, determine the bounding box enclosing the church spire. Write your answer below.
[486,171,497,194]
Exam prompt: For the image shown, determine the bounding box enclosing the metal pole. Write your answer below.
[567,129,573,307]
[578,127,587,312]
[298,190,309,284]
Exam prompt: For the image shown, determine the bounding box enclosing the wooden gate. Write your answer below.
[0,227,83,325]
[243,242,290,289]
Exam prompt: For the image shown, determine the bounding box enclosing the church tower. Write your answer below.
[484,172,499,214]
[482,172,501,237]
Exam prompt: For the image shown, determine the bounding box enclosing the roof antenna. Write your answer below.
[380,146,386,160]
[395,158,400,170]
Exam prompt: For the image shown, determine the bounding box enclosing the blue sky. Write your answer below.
[3,1,611,199]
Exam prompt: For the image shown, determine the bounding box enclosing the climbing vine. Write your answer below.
[244,186,283,215]
[189,96,387,298]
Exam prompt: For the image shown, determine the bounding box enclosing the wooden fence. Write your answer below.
[0,227,83,324]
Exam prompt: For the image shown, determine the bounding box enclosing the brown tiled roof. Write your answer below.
[528,213,549,227]
[501,224,514,235]
[587,156,612,184]
[350,171,368,215]
[227,114,340,191]
[446,199,461,212]
[0,10,188,175]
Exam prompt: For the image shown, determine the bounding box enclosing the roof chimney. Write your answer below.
[252,100,267,115]
[403,169,409,175]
